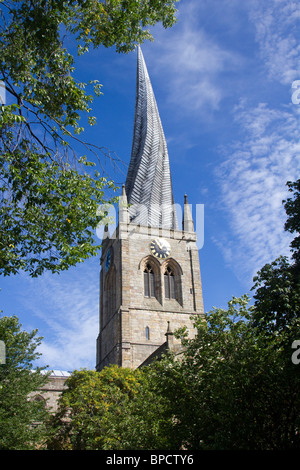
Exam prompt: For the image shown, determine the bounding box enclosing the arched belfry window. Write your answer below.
[144,263,155,298]
[140,256,161,303]
[162,259,183,305]
[164,266,176,299]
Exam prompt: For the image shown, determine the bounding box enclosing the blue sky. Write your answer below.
[1,0,299,371]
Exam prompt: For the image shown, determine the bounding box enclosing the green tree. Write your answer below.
[0,314,50,449]
[283,178,300,267]
[0,0,178,277]
[113,364,179,449]
[152,296,300,450]
[48,365,145,450]
[251,255,300,335]
[0,149,118,276]
[251,179,300,335]
[49,364,178,450]
[47,299,299,450]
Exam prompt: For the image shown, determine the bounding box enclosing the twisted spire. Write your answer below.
[125,46,178,230]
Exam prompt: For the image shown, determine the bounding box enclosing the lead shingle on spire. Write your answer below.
[125,46,178,230]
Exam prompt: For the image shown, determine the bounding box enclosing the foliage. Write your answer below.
[0,145,118,276]
[49,364,183,450]
[0,0,178,140]
[66,0,179,54]
[112,363,179,449]
[47,298,300,451]
[48,366,145,450]
[0,0,178,276]
[283,178,300,267]
[0,314,50,450]
[251,178,300,335]
[49,297,300,450]
[251,255,300,335]
[152,296,300,450]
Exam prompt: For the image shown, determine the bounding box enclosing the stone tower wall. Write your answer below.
[96,222,204,370]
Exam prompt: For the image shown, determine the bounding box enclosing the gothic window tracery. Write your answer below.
[144,263,155,298]
[164,266,176,299]
[162,259,183,305]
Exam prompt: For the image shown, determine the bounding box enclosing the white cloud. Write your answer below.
[146,0,300,288]
[20,261,99,371]
[248,0,300,84]
[146,2,241,115]
[221,1,300,283]
[216,102,300,282]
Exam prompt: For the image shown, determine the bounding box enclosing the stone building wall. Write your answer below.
[30,370,70,414]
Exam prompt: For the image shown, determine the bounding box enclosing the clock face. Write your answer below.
[105,248,111,272]
[150,238,171,260]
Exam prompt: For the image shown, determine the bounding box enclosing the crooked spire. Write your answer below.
[125,46,178,230]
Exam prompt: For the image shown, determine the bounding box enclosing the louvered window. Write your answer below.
[164,266,176,299]
[104,269,116,324]
[144,264,155,298]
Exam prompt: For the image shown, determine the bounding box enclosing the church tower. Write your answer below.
[96,47,204,371]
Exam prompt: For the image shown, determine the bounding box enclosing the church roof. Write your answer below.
[125,46,178,230]
[40,370,71,377]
